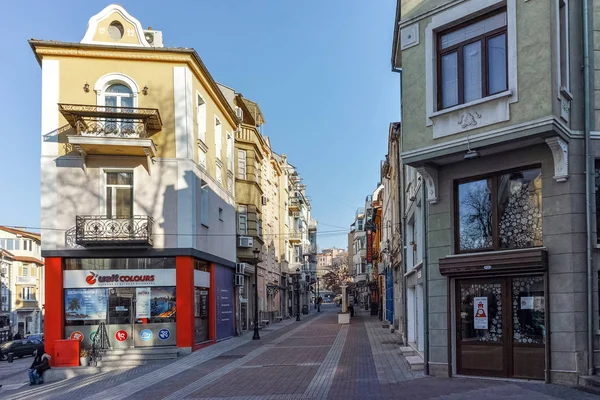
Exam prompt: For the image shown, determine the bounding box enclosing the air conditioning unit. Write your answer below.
[234,274,244,286]
[143,30,164,47]
[235,106,243,121]
[238,236,253,248]
[262,195,267,205]
[235,263,246,275]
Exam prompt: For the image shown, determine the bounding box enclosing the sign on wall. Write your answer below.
[473,297,488,330]
[64,269,176,288]
[215,266,234,340]
[136,288,151,319]
[65,288,108,321]
[366,230,373,263]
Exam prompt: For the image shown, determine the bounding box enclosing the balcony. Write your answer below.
[289,197,301,212]
[59,104,162,157]
[308,219,317,232]
[75,215,154,247]
[289,231,302,243]
[302,244,317,256]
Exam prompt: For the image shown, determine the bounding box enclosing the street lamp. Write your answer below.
[295,268,301,321]
[317,277,320,312]
[252,248,261,340]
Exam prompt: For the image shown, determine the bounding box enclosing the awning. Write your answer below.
[439,247,548,277]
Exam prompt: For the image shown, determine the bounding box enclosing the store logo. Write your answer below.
[158,329,170,341]
[115,330,128,342]
[84,271,155,286]
[86,272,98,285]
[140,329,153,341]
[70,331,84,341]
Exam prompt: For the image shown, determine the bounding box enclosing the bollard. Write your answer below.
[7,353,13,363]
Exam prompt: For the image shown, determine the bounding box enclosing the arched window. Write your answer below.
[104,84,133,109]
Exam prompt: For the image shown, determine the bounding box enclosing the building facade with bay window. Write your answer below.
[31,4,237,361]
[393,0,600,385]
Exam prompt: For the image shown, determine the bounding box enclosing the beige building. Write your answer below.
[316,248,347,278]
[0,227,44,338]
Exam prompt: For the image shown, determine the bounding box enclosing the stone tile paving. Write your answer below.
[4,305,600,399]
[363,311,424,383]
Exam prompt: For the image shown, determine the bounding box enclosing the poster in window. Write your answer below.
[473,297,488,330]
[520,296,534,310]
[136,288,151,318]
[150,287,176,318]
[65,288,108,321]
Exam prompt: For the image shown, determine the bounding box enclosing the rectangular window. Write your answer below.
[22,266,28,277]
[595,161,600,243]
[226,132,233,172]
[106,172,133,218]
[559,0,569,90]
[438,10,507,110]
[238,150,247,180]
[219,207,223,222]
[200,181,209,228]
[228,175,234,193]
[238,205,248,235]
[456,167,542,253]
[197,94,206,143]
[214,117,222,160]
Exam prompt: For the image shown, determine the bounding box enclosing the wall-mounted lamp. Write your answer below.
[83,83,90,93]
[142,85,149,95]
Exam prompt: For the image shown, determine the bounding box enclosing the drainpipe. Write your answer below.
[583,0,595,377]
[422,182,429,376]
[400,162,408,346]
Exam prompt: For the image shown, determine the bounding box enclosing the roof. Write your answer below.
[0,249,15,260]
[13,256,44,265]
[241,98,266,126]
[0,226,41,242]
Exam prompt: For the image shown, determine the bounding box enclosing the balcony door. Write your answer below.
[104,84,134,137]
[106,172,133,219]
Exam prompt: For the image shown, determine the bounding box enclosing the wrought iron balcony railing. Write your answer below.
[75,215,154,247]
[59,104,162,139]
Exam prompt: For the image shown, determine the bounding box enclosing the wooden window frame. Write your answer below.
[454,165,541,254]
[437,8,508,110]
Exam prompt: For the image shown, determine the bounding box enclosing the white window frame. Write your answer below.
[214,117,222,161]
[238,150,247,180]
[198,148,207,170]
[238,205,248,235]
[94,72,140,107]
[22,266,28,277]
[216,166,223,185]
[422,0,517,137]
[104,170,134,218]
[196,92,207,144]
[556,0,570,97]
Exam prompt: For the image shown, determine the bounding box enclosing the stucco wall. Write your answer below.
[400,0,554,153]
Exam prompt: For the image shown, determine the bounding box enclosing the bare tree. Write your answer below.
[321,256,350,294]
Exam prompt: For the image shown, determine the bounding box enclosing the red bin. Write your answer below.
[54,339,80,367]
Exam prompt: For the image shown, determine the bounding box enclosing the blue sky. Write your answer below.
[1,0,399,250]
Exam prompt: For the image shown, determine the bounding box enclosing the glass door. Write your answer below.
[456,279,508,377]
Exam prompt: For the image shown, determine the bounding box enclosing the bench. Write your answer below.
[274,314,283,322]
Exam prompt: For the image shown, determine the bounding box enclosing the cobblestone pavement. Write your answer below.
[3,305,599,399]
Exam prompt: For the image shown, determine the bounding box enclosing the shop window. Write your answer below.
[63,257,176,270]
[456,167,542,253]
[65,288,108,326]
[194,259,209,272]
[438,9,508,110]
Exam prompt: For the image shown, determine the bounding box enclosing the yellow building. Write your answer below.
[31,4,240,356]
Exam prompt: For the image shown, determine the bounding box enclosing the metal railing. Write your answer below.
[90,322,110,367]
[59,104,162,139]
[75,215,154,247]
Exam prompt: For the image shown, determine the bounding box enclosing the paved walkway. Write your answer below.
[2,305,599,399]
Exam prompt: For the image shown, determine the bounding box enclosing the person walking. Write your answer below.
[28,348,51,385]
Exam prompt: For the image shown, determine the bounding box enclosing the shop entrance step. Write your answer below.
[96,347,179,367]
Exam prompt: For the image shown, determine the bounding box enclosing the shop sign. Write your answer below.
[366,230,373,263]
[115,330,128,342]
[473,297,488,330]
[140,329,153,341]
[70,331,84,341]
[64,269,176,288]
[136,288,151,319]
[158,328,171,341]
